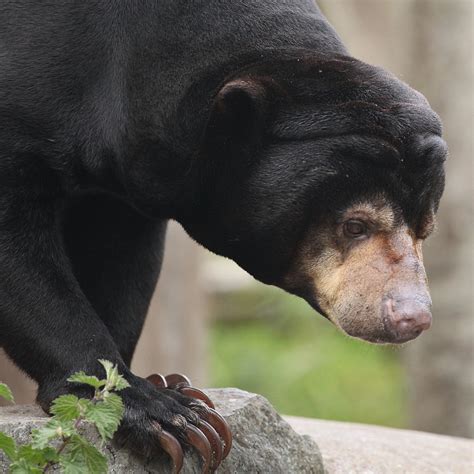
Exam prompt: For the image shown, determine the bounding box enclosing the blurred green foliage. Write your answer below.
[210,286,408,428]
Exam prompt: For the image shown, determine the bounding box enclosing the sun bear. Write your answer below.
[0,0,446,471]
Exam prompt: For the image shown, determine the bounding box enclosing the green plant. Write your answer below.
[0,360,130,474]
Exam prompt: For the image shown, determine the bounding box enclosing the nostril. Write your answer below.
[394,310,432,333]
[412,311,432,331]
[383,297,432,339]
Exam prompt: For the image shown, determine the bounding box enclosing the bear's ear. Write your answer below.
[208,78,272,144]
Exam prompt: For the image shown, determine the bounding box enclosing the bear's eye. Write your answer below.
[343,220,367,238]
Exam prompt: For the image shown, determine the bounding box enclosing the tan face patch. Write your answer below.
[284,198,432,343]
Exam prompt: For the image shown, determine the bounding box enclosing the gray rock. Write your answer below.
[286,415,474,474]
[0,388,324,473]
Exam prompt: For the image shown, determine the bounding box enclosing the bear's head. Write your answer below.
[181,55,447,345]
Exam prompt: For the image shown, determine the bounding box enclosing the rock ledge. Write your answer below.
[0,388,324,473]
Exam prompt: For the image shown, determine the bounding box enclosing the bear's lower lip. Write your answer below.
[356,330,423,345]
[337,321,425,344]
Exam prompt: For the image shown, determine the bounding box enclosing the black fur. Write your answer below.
[0,1,446,455]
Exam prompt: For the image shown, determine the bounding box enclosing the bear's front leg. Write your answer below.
[0,180,229,472]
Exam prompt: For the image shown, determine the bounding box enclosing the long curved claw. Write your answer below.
[181,387,216,409]
[205,409,233,459]
[156,426,184,474]
[198,421,223,470]
[186,424,212,473]
[166,373,192,388]
[147,373,231,469]
[147,373,168,388]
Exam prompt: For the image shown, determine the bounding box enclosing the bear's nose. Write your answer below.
[383,298,432,343]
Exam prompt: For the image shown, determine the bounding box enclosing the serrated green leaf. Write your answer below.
[77,397,93,413]
[113,376,130,391]
[17,445,58,465]
[42,446,60,463]
[67,372,106,389]
[0,382,14,402]
[9,458,43,474]
[102,392,124,415]
[58,458,85,474]
[84,393,124,442]
[98,359,129,392]
[31,419,74,449]
[60,434,107,474]
[50,394,81,422]
[106,369,119,389]
[0,431,17,461]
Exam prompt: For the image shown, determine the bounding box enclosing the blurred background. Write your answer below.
[1,0,472,438]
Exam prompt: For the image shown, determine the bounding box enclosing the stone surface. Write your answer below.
[3,389,472,473]
[286,416,474,474]
[0,388,323,473]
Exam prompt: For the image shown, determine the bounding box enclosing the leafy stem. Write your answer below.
[0,360,130,474]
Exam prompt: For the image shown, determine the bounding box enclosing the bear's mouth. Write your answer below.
[329,292,432,345]
[341,327,424,345]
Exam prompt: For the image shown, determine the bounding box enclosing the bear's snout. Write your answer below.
[381,296,432,343]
